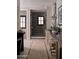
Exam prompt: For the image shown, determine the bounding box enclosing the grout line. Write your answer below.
[26,40,33,59]
[44,40,50,59]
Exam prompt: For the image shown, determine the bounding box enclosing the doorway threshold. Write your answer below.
[31,36,45,39]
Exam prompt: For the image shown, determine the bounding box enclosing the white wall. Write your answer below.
[20,0,54,11]
[56,0,62,27]
[20,10,26,15]
[47,6,54,29]
[20,9,30,40]
[46,0,62,29]
[20,0,55,40]
[46,0,56,29]
[20,0,58,40]
[20,10,27,39]
[17,0,20,31]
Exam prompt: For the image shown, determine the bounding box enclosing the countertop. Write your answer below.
[46,27,62,47]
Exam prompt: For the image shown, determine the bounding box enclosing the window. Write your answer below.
[20,16,26,29]
[38,17,44,25]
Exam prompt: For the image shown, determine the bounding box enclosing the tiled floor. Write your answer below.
[17,39,32,59]
[28,39,48,59]
[17,39,48,59]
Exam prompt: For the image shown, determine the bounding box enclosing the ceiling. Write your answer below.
[20,0,55,11]
[20,0,53,3]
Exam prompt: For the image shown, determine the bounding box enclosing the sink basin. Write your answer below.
[52,30,56,33]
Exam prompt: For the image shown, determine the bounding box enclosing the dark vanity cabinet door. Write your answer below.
[17,31,25,55]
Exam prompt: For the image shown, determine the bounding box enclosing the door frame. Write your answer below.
[30,10,47,38]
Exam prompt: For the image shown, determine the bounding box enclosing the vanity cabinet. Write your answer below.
[45,30,58,59]
[17,30,25,55]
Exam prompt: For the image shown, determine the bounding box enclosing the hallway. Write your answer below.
[28,39,48,59]
[17,0,62,59]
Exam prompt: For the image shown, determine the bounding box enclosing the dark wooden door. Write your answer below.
[31,11,46,36]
